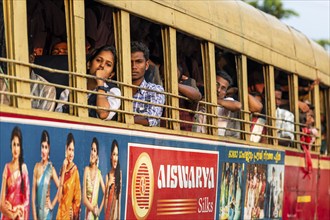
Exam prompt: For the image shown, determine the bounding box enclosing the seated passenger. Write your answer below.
[56,45,121,120]
[178,65,202,131]
[275,85,294,146]
[194,70,241,137]
[131,41,165,126]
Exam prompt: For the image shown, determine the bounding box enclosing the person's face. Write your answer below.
[51,42,68,55]
[275,90,282,107]
[41,141,50,162]
[11,136,20,161]
[111,145,119,169]
[305,109,315,127]
[216,76,229,99]
[90,143,98,165]
[66,142,75,164]
[254,166,257,174]
[131,51,149,83]
[88,50,115,78]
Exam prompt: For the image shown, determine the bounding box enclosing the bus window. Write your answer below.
[274,69,296,147]
[320,86,329,154]
[0,0,9,105]
[130,15,165,127]
[215,48,241,139]
[298,76,319,151]
[176,32,203,131]
[247,59,267,143]
[26,0,67,112]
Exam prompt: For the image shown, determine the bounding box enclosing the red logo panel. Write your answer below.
[126,144,219,219]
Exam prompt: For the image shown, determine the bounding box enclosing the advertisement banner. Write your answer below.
[126,144,219,219]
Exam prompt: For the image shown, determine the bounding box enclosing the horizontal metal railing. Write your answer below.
[0,56,321,151]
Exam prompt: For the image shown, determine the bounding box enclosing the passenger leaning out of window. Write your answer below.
[56,45,121,120]
[194,70,241,138]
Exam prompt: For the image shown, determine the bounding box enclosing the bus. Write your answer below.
[0,0,329,219]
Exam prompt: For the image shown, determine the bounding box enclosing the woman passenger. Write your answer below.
[105,139,121,219]
[83,137,106,220]
[56,45,121,120]
[56,133,81,220]
[86,45,121,120]
[0,126,30,219]
[32,130,60,220]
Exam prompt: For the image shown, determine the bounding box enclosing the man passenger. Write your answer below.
[194,70,241,137]
[275,84,294,146]
[131,41,165,126]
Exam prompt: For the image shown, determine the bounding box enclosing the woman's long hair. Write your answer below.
[11,126,25,192]
[111,139,121,198]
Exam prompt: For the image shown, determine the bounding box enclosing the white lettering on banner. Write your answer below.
[157,165,215,189]
[198,197,214,213]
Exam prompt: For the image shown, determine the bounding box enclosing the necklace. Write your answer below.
[90,167,97,182]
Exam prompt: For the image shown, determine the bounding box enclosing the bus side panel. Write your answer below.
[284,153,318,220]
[317,158,330,219]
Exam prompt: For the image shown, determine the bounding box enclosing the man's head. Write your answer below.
[275,84,282,107]
[51,42,68,55]
[131,42,150,84]
[216,70,232,99]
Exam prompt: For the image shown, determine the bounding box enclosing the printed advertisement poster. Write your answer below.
[126,144,219,219]
[219,147,285,220]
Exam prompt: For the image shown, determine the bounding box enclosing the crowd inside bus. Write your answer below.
[0,0,328,154]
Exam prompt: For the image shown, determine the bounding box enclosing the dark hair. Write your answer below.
[91,137,99,155]
[275,84,282,92]
[131,41,149,60]
[88,45,117,73]
[66,132,75,148]
[89,137,99,167]
[11,126,25,192]
[110,139,121,197]
[40,130,50,156]
[216,70,233,86]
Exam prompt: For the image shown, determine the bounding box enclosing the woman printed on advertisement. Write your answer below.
[105,140,121,220]
[32,130,60,220]
[56,133,81,220]
[0,126,30,220]
[83,137,105,220]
